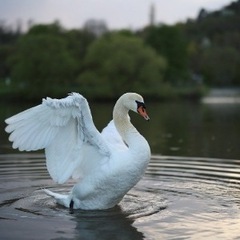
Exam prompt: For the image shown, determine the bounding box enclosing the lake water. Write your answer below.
[0,96,240,239]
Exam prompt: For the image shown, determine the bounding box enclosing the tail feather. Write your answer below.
[44,189,71,208]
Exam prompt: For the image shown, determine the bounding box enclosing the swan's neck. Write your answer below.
[113,99,140,150]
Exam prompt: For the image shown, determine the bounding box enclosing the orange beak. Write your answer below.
[137,106,150,121]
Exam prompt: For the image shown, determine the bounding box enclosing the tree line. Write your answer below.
[0,0,239,100]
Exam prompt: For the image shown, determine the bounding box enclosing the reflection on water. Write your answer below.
[70,206,144,240]
[145,101,240,159]
[0,154,240,239]
[1,99,240,159]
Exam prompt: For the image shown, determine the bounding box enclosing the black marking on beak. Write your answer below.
[136,100,150,121]
[136,100,146,110]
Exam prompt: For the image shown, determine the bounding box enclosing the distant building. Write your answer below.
[149,3,156,26]
[201,37,211,48]
[84,19,108,37]
[197,8,208,21]
[220,9,234,16]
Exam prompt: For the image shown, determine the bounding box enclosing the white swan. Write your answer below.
[5,92,151,210]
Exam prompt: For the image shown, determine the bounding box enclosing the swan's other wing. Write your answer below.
[101,120,128,151]
[5,93,111,183]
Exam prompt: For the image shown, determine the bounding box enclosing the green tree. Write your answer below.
[64,29,96,76]
[200,46,240,86]
[0,22,20,81]
[9,23,77,98]
[78,33,166,98]
[183,1,240,87]
[143,25,189,85]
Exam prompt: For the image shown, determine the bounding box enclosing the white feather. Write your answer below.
[5,93,111,184]
[101,120,128,151]
[5,92,151,210]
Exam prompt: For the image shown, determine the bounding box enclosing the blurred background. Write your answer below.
[0,0,239,100]
[1,0,240,159]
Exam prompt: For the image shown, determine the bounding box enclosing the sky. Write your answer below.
[0,0,234,31]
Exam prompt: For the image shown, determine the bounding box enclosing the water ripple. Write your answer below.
[1,153,240,239]
[147,155,240,183]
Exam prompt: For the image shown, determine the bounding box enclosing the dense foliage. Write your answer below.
[0,0,239,100]
[143,25,189,85]
[9,25,77,98]
[78,33,166,98]
[182,0,240,86]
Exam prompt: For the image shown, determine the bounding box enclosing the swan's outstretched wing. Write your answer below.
[5,93,111,183]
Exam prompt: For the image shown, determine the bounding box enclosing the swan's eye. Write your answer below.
[135,100,150,120]
[135,100,146,110]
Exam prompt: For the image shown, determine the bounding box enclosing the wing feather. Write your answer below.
[6,104,58,151]
[5,93,111,183]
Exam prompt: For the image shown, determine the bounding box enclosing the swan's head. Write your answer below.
[121,93,150,121]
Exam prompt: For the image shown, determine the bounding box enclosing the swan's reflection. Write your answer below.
[71,206,144,240]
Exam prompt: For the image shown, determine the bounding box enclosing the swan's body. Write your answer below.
[5,93,151,210]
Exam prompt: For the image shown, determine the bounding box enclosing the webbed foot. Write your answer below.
[69,199,74,214]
